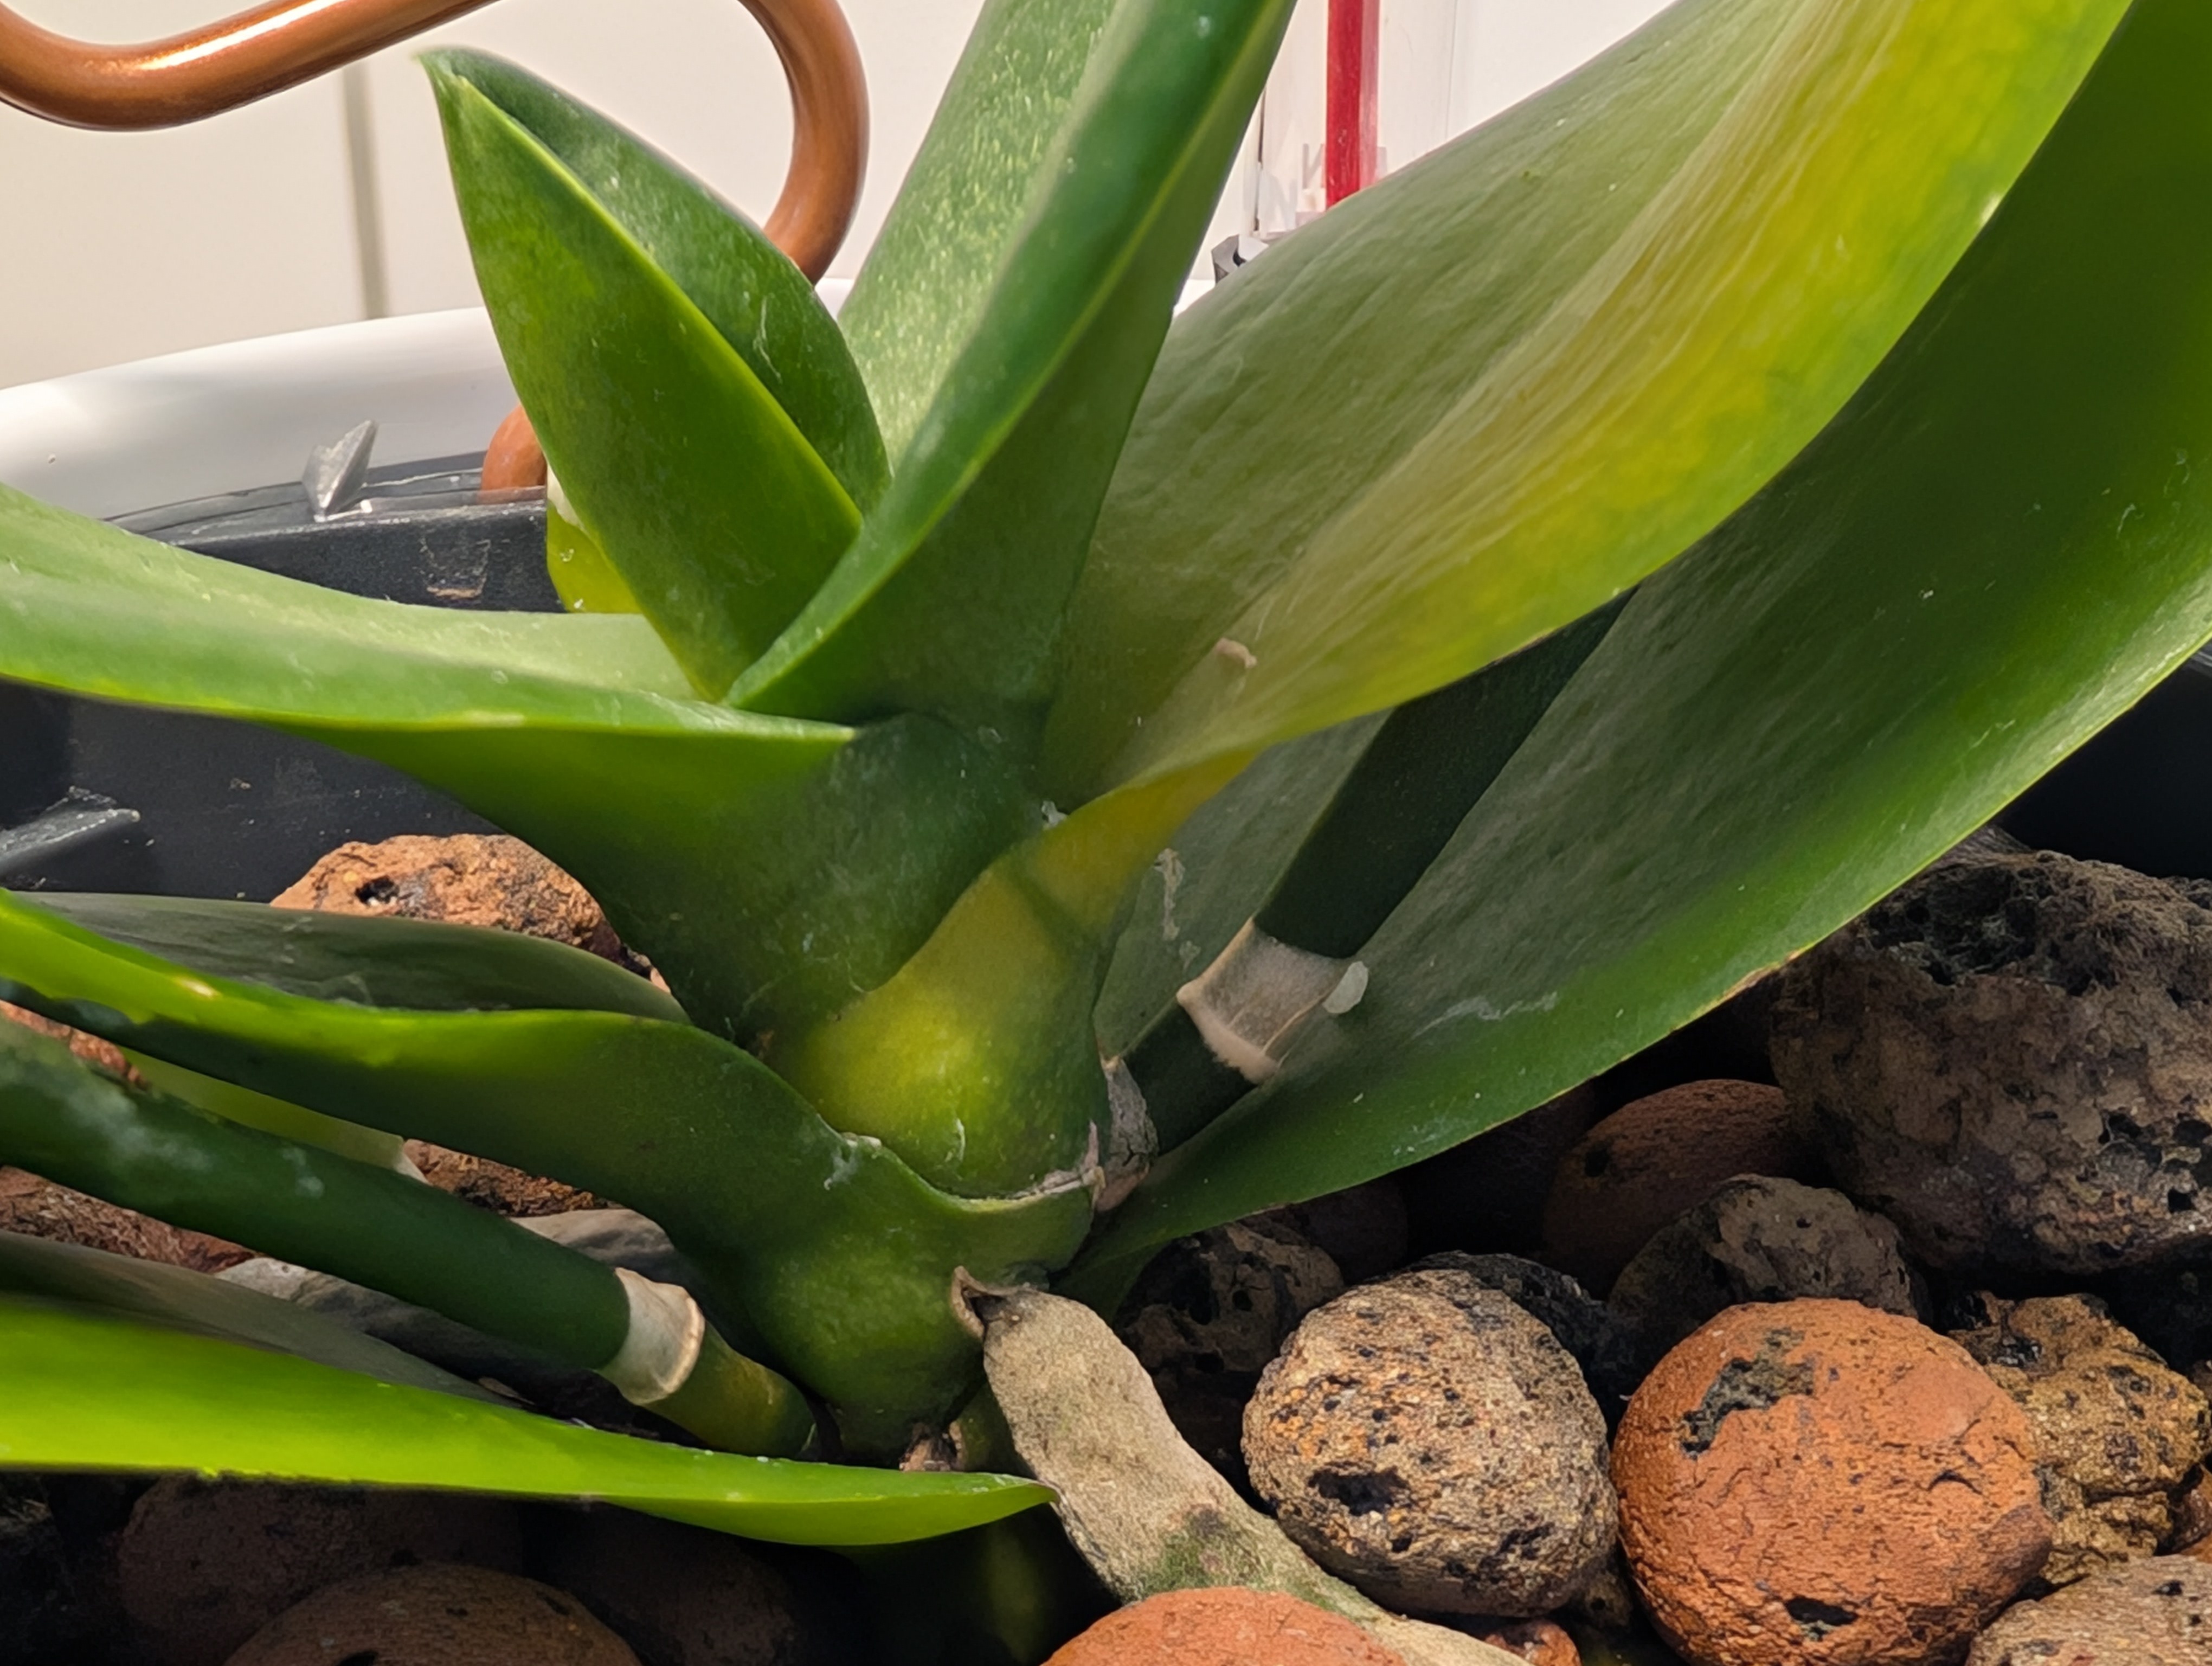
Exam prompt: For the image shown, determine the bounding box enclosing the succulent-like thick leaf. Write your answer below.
[731,0,1295,738]
[0,1231,496,1401]
[1092,720,1380,1059]
[0,1300,1048,1545]
[33,893,685,1020]
[1072,0,2212,1290]
[429,52,887,510]
[429,61,861,697]
[0,893,1092,1452]
[1046,0,2133,797]
[0,503,1034,1040]
[837,0,1116,458]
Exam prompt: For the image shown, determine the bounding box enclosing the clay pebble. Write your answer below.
[1964,1554,2212,1665]
[1040,1587,1408,1666]
[1613,1299,2050,1666]
[1244,1268,1617,1618]
[1540,1081,1817,1291]
[1949,1293,2212,1587]
[120,1477,521,1666]
[1406,1251,1643,1421]
[1120,1218,1345,1489]
[224,1562,635,1665]
[1772,850,2212,1273]
[538,1508,862,1666]
[1608,1176,1925,1373]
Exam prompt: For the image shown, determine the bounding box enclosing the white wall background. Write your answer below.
[0,1,1671,389]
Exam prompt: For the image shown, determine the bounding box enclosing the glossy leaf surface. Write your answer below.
[732,0,1295,739]
[429,52,887,510]
[1073,0,2212,1290]
[1047,0,2132,796]
[0,894,1093,1451]
[33,893,685,1020]
[0,503,1033,1040]
[0,1300,1048,1545]
[431,61,861,696]
[0,1231,494,1401]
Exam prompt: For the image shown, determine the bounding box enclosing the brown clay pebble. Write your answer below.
[1040,1587,1407,1666]
[1119,1218,1345,1489]
[1541,1081,1818,1291]
[404,1138,606,1216]
[1771,851,2212,1272]
[1613,1299,2050,1666]
[1963,1554,2212,1665]
[538,1508,854,1666]
[0,1167,249,1273]
[225,1562,636,1665]
[1608,1177,1925,1372]
[1950,1294,2212,1586]
[274,832,632,963]
[1244,1269,1617,1618]
[120,1478,522,1666]
[1474,1618,1581,1664]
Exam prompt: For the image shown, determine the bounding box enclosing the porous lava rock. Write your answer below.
[1471,1618,1580,1664]
[1963,1554,2212,1665]
[119,1478,522,1666]
[274,832,633,963]
[539,1508,863,1666]
[1949,1293,2212,1586]
[1613,1299,2050,1666]
[1609,1177,1925,1372]
[224,1563,636,1665]
[1406,1252,1643,1422]
[2171,1466,2212,1554]
[1540,1081,1818,1291]
[1243,1268,1616,1618]
[1119,1218,1345,1488]
[1039,1588,1407,1666]
[1771,851,2212,1273]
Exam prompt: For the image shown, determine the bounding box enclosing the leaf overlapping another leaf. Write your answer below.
[1047,0,2134,797]
[1076,0,2212,1293]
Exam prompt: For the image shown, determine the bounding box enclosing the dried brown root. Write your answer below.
[969,1285,1524,1666]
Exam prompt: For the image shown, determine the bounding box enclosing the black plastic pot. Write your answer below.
[1,457,557,902]
[7,459,2212,911]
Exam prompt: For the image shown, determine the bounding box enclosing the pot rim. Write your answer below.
[0,280,859,522]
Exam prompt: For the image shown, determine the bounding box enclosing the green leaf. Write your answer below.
[0,893,1093,1452]
[730,0,1296,739]
[0,503,1033,1040]
[428,60,861,696]
[31,893,685,1021]
[428,51,888,511]
[838,0,1117,458]
[1045,0,2133,797]
[0,1299,1047,1546]
[0,1231,497,1401]
[1091,720,1380,1059]
[1072,0,2212,1291]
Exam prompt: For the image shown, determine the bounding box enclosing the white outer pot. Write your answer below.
[0,280,858,521]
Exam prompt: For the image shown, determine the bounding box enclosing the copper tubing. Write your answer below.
[0,0,867,280]
[0,0,868,493]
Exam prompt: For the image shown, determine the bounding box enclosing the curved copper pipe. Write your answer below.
[0,0,866,279]
[0,0,867,491]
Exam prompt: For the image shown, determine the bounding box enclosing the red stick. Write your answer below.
[1325,0,1380,203]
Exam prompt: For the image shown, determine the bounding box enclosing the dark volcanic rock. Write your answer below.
[1772,851,2212,1274]
[1608,1177,1926,1374]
